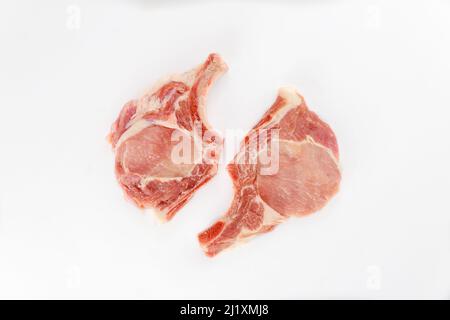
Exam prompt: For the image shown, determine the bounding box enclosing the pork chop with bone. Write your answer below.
[109,54,227,221]
[198,87,341,256]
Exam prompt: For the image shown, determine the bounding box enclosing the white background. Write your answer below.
[0,0,449,299]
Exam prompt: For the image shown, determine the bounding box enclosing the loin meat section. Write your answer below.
[198,87,341,256]
[109,54,227,221]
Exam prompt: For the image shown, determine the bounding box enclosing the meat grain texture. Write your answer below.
[109,54,227,221]
[198,87,341,256]
[108,55,341,257]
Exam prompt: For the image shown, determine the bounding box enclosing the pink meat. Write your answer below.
[198,87,341,256]
[109,54,227,221]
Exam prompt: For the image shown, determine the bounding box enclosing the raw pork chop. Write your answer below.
[109,54,227,221]
[198,87,341,256]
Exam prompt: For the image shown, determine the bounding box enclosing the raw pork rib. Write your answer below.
[198,87,341,256]
[109,54,227,221]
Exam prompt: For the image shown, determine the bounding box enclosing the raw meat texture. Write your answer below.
[198,87,341,256]
[109,54,227,221]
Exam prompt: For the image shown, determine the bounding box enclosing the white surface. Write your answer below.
[0,0,449,299]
